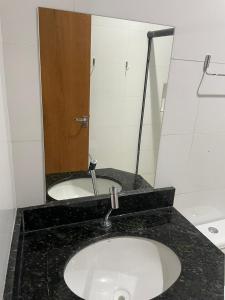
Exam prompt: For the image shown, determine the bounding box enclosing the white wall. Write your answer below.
[89,15,173,185]
[0,20,16,299]
[1,0,225,227]
[0,0,76,207]
[73,0,225,226]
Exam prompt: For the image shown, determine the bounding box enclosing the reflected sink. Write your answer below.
[48,178,122,200]
[64,237,181,300]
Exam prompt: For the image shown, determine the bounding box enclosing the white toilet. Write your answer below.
[197,219,225,297]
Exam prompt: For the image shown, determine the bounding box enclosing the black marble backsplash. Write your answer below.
[23,187,174,232]
[46,168,152,202]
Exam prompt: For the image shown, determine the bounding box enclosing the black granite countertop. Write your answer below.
[46,168,152,203]
[4,188,224,299]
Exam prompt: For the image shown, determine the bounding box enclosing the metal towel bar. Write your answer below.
[197,55,225,96]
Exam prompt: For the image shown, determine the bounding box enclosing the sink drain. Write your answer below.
[114,289,130,300]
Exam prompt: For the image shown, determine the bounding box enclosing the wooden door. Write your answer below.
[39,8,91,174]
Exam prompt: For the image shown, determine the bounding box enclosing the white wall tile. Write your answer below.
[3,42,43,141]
[155,134,193,194]
[89,17,171,185]
[194,63,225,134]
[74,0,225,62]
[156,61,225,224]
[187,133,225,191]
[161,60,202,135]
[0,0,74,45]
[12,141,45,207]
[153,36,174,67]
[156,132,225,195]
[0,21,16,298]
[195,98,225,134]
[91,19,128,63]
[91,61,126,99]
[121,124,159,152]
[197,63,225,96]
[0,141,15,209]
[156,132,225,223]
[138,149,156,174]
[125,64,145,99]
[89,96,136,127]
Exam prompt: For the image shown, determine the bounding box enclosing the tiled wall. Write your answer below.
[0,0,76,207]
[71,0,225,226]
[89,15,173,185]
[0,20,16,299]
[1,0,225,226]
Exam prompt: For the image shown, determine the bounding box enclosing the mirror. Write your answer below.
[38,8,174,202]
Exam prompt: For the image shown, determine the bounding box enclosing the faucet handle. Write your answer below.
[110,186,119,209]
[88,159,97,171]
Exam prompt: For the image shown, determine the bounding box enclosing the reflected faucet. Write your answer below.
[88,159,98,196]
[102,187,120,229]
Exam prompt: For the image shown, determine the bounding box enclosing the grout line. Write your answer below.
[162,132,225,137]
[175,185,225,196]
[11,139,41,144]
[161,133,192,136]
[73,0,77,12]
[172,57,225,65]
[2,41,36,48]
[186,74,202,163]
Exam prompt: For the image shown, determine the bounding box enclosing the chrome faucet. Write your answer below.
[88,159,98,196]
[102,187,120,229]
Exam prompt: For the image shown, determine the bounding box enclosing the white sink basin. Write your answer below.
[48,178,122,200]
[64,237,181,300]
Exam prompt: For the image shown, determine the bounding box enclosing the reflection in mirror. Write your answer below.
[38,8,174,202]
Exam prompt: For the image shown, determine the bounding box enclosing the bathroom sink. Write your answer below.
[48,178,122,200]
[64,237,181,300]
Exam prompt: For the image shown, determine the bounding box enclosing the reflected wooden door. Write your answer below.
[39,8,91,174]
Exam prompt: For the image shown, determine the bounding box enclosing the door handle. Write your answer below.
[74,116,89,128]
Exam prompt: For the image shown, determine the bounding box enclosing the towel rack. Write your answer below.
[197,55,225,96]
